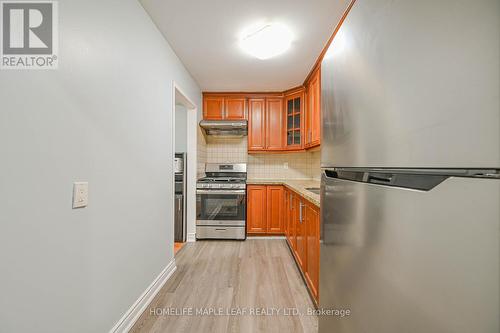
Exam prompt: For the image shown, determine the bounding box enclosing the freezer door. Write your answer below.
[321,0,500,168]
[319,172,499,333]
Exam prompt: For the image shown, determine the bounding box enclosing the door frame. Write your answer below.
[171,81,198,246]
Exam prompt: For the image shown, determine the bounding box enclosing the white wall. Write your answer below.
[0,1,200,332]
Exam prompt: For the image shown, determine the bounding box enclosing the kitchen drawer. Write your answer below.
[196,226,246,240]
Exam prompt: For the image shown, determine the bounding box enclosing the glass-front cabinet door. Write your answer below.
[285,91,304,149]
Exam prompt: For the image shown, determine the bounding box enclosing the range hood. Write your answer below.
[199,120,248,137]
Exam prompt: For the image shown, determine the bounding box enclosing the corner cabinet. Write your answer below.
[203,94,246,120]
[284,90,305,150]
[248,99,266,151]
[266,98,285,150]
[248,97,284,152]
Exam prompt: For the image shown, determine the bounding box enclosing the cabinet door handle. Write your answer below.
[299,202,304,223]
[290,194,293,209]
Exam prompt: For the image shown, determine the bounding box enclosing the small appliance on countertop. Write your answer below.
[196,163,247,240]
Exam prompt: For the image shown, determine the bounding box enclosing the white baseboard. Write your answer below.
[187,232,196,242]
[109,259,176,333]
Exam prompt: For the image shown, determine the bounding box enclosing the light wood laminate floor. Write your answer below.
[174,242,185,255]
[131,239,318,333]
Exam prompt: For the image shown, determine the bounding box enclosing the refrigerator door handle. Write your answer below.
[323,169,450,191]
[367,174,393,183]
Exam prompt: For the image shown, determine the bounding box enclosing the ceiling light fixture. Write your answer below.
[239,23,293,60]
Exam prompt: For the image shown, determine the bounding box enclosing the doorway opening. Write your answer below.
[172,83,197,256]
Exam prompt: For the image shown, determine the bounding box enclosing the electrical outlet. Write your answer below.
[283,162,289,170]
[73,182,88,209]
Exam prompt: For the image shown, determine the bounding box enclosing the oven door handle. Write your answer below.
[196,189,246,195]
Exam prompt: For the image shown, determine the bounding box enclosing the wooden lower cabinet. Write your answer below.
[284,190,320,304]
[267,186,284,233]
[247,185,284,235]
[305,203,320,300]
[246,185,267,234]
[295,197,307,271]
[286,191,296,249]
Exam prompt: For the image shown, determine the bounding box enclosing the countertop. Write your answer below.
[246,179,321,208]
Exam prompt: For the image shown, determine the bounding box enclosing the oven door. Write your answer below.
[196,189,246,225]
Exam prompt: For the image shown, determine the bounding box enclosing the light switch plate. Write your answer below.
[73,182,88,208]
[283,162,289,170]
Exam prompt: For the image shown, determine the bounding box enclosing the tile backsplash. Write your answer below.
[201,136,321,180]
[197,126,207,178]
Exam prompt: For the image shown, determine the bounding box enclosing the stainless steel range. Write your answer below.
[196,163,247,240]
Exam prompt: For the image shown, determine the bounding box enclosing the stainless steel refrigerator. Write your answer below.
[319,1,499,332]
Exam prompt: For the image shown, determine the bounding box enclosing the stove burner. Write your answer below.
[198,177,245,183]
[197,163,247,190]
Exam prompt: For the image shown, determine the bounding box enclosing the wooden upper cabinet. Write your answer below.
[266,98,284,150]
[266,186,284,234]
[248,99,266,151]
[225,97,246,120]
[306,67,321,148]
[203,96,225,120]
[247,185,267,234]
[284,90,304,150]
[203,95,246,120]
[202,91,315,152]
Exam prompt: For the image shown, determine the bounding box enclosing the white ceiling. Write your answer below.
[139,0,350,92]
